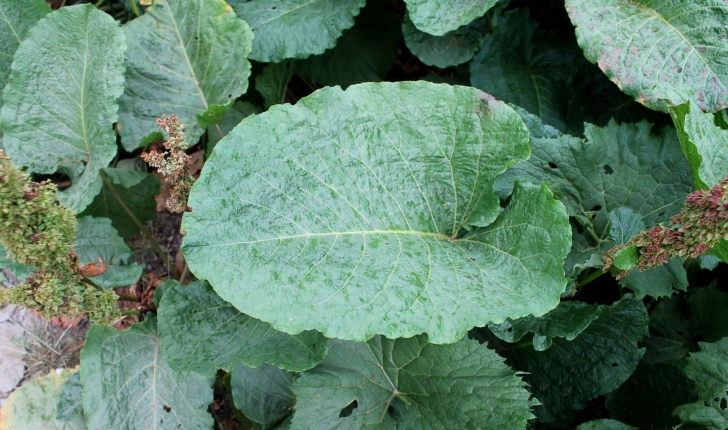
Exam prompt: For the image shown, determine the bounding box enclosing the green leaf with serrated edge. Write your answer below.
[0,369,86,430]
[697,255,721,271]
[0,0,51,110]
[470,10,579,132]
[404,0,497,36]
[291,335,536,429]
[674,338,728,429]
[158,280,328,376]
[608,208,645,245]
[256,62,294,110]
[576,420,636,430]
[605,363,695,429]
[206,101,259,157]
[688,284,728,343]
[620,258,687,299]
[230,363,293,427]
[229,0,365,63]
[480,295,648,423]
[78,168,160,239]
[182,81,571,343]
[80,317,214,430]
[488,301,603,351]
[56,373,83,422]
[74,217,142,289]
[295,1,401,89]
[402,14,485,68]
[495,113,692,279]
[0,5,125,213]
[669,100,728,190]
[565,0,728,113]
[196,102,234,130]
[152,279,176,308]
[613,246,639,271]
[117,0,253,150]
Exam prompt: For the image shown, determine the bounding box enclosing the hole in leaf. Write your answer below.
[163,405,171,413]
[603,165,614,174]
[387,404,402,421]
[591,205,602,212]
[722,398,728,410]
[548,162,558,169]
[658,212,665,217]
[677,66,683,73]
[339,400,358,418]
[611,362,619,367]
[676,330,686,336]
[272,6,276,9]
[311,343,316,350]
[715,397,721,402]
[507,327,513,332]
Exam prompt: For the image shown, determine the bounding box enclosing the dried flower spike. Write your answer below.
[604,175,728,277]
[141,115,195,213]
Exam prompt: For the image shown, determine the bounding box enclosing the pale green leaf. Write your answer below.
[56,373,83,423]
[158,280,328,377]
[229,0,365,62]
[404,0,497,36]
[0,0,51,110]
[78,168,160,239]
[0,5,125,212]
[576,420,636,430]
[206,101,259,156]
[565,0,728,113]
[0,369,86,430]
[295,1,401,88]
[118,0,253,149]
[470,10,579,132]
[256,61,294,110]
[74,217,142,289]
[291,335,536,429]
[182,81,571,343]
[80,317,214,430]
[481,296,648,423]
[674,338,728,429]
[230,363,293,427]
[403,14,485,68]
[488,301,604,351]
[608,208,644,245]
[613,246,639,271]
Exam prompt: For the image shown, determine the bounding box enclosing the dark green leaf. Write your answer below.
[620,258,688,299]
[404,0,497,36]
[291,335,536,429]
[206,101,259,157]
[688,284,728,343]
[117,0,253,149]
[230,363,293,427]
[576,420,636,430]
[608,208,645,245]
[0,4,125,212]
[403,15,485,68]
[256,62,294,110]
[158,280,328,376]
[182,82,572,343]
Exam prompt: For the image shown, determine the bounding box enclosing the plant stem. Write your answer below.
[94,0,106,7]
[578,269,605,288]
[117,294,140,302]
[121,310,140,316]
[100,171,180,279]
[82,277,104,291]
[129,0,140,17]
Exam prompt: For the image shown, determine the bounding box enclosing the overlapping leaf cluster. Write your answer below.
[1,0,728,429]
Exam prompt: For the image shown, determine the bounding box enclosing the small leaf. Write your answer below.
[79,168,160,239]
[74,217,142,289]
[80,317,214,429]
[608,208,645,245]
[0,368,86,430]
[674,338,728,429]
[229,0,365,62]
[118,0,253,149]
[182,82,572,343]
[404,0,497,36]
[256,62,294,110]
[576,420,636,430]
[56,372,83,422]
[403,14,485,68]
[291,335,536,429]
[230,363,293,427]
[206,101,258,157]
[565,0,728,113]
[613,246,639,271]
[158,280,328,376]
[0,4,126,212]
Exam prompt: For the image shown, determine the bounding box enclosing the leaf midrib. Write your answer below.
[0,4,22,43]
[246,0,321,30]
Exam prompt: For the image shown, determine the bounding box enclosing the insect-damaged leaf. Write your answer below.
[182,81,571,343]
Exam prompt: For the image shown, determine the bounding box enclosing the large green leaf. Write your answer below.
[78,168,160,239]
[403,14,485,68]
[0,4,125,212]
[565,0,728,113]
[481,296,648,423]
[291,335,536,429]
[230,363,293,427]
[576,420,636,430]
[0,0,51,110]
[0,369,86,430]
[605,363,695,429]
[158,280,328,377]
[182,81,571,343]
[80,317,214,430]
[674,337,728,429]
[295,1,401,89]
[56,373,83,423]
[404,0,497,36]
[669,100,728,189]
[117,0,253,149]
[229,0,365,63]
[470,10,579,132]
[495,115,692,280]
[74,217,142,289]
